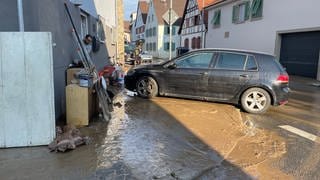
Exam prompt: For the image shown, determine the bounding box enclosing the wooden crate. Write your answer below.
[66,68,83,85]
[66,84,93,126]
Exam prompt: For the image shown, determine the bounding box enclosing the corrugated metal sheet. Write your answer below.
[0,32,55,148]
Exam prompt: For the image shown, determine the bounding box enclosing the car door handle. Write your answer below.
[240,74,249,78]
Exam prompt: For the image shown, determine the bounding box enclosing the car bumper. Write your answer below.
[273,85,290,106]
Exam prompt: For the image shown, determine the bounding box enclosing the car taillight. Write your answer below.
[276,74,289,83]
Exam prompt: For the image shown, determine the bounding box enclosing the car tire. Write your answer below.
[241,88,271,114]
[136,76,158,98]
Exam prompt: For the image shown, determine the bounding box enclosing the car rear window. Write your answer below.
[273,58,286,72]
[215,53,246,70]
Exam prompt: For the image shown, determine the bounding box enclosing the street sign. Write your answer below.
[162,10,179,25]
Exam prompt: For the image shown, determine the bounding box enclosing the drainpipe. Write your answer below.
[17,0,24,31]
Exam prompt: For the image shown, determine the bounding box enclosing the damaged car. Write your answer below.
[125,49,290,114]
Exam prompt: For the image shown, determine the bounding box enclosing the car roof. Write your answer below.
[189,48,275,56]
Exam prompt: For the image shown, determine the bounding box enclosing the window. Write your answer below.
[194,15,200,25]
[175,53,214,68]
[164,42,174,51]
[171,43,175,51]
[96,19,105,41]
[196,37,201,49]
[251,0,263,18]
[184,38,189,48]
[164,26,170,35]
[215,53,247,70]
[152,27,156,36]
[152,14,154,21]
[191,37,196,49]
[245,56,258,71]
[153,42,156,51]
[211,9,221,27]
[80,12,88,38]
[164,42,169,51]
[146,43,150,51]
[164,26,175,35]
[232,2,250,23]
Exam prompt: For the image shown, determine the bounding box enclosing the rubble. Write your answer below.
[48,125,90,152]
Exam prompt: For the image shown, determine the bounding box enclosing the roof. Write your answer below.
[153,0,187,25]
[140,1,149,14]
[124,21,131,33]
[135,1,149,26]
[197,0,220,10]
[204,0,227,9]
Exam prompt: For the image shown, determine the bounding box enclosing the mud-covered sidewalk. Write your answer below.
[0,92,290,179]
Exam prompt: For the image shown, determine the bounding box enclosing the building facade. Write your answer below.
[179,0,217,50]
[134,1,149,42]
[205,0,320,79]
[144,0,187,59]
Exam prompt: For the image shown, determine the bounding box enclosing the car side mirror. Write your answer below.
[168,63,177,69]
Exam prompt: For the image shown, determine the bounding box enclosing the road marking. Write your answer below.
[279,125,319,143]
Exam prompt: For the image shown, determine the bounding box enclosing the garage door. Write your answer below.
[280,31,320,78]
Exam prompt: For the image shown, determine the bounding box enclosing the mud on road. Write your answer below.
[0,92,290,179]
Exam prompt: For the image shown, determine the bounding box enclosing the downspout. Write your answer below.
[17,0,24,31]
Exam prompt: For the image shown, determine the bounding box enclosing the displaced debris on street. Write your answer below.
[48,125,90,152]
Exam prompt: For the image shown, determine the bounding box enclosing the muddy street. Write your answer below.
[0,95,287,179]
[0,76,319,179]
[245,76,320,179]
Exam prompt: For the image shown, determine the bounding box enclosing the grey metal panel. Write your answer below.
[0,32,55,148]
[280,31,320,78]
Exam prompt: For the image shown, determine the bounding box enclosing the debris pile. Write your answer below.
[48,125,90,152]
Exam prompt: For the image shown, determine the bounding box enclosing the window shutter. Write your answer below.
[172,27,176,35]
[232,5,238,23]
[212,10,221,26]
[171,43,176,51]
[251,0,263,18]
[245,1,250,20]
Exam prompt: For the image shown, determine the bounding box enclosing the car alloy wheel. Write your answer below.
[241,88,271,114]
[136,76,158,98]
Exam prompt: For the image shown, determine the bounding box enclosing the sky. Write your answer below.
[124,0,139,20]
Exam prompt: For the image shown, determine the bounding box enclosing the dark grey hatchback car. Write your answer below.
[125,49,290,114]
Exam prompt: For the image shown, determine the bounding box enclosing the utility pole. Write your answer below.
[169,0,172,60]
[17,0,24,32]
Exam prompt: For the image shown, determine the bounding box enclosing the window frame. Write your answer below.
[232,1,250,24]
[244,55,259,71]
[251,0,263,19]
[211,9,221,27]
[173,52,216,69]
[80,11,89,39]
[213,52,250,71]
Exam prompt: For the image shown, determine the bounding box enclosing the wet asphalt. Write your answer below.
[0,76,319,179]
[0,92,250,180]
[245,76,320,179]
